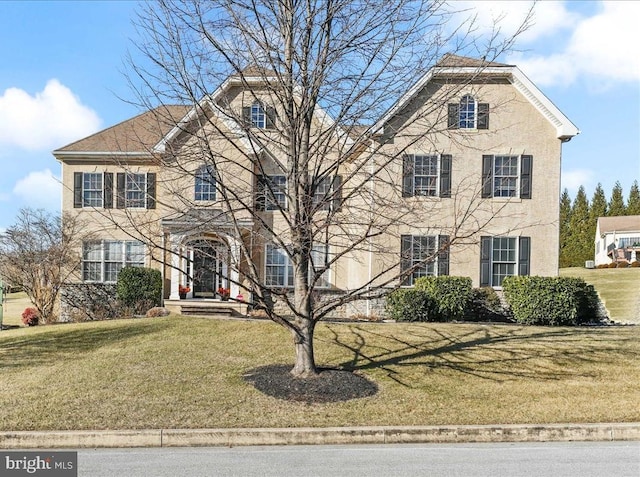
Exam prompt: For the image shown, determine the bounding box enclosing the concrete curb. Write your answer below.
[1,423,639,448]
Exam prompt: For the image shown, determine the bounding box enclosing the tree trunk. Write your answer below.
[291,318,318,377]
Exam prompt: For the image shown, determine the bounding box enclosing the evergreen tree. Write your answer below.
[564,186,591,267]
[608,181,626,216]
[559,188,573,268]
[590,183,608,220]
[627,180,640,215]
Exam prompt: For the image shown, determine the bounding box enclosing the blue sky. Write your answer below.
[0,1,638,230]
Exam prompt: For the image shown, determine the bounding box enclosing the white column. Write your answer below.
[228,236,241,298]
[169,233,184,300]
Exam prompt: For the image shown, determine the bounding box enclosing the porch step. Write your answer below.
[180,305,235,317]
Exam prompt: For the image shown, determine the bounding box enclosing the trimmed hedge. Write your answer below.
[502,276,600,326]
[415,276,473,321]
[384,289,435,322]
[116,267,162,315]
[385,276,473,322]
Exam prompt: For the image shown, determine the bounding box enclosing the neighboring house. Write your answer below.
[594,215,640,266]
[53,55,579,319]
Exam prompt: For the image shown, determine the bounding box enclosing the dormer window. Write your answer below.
[448,96,489,130]
[242,101,277,129]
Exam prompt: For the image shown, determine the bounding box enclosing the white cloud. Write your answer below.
[450,1,578,44]
[562,169,594,194]
[0,79,102,151]
[508,2,640,88]
[12,169,61,209]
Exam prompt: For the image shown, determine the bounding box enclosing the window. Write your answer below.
[195,165,216,201]
[74,172,114,208]
[619,237,640,248]
[82,173,103,207]
[125,173,147,208]
[243,102,276,129]
[82,240,145,283]
[402,154,451,198]
[482,155,532,199]
[264,243,330,288]
[257,175,287,211]
[312,175,342,211]
[480,236,530,287]
[400,235,449,286]
[115,172,156,209]
[448,97,489,129]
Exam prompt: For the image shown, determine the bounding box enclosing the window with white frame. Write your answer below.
[264,243,330,288]
[459,95,476,129]
[257,175,287,211]
[481,155,532,199]
[480,236,530,287]
[619,237,640,248]
[82,173,103,207]
[251,102,266,129]
[82,240,145,282]
[400,235,437,286]
[195,165,216,201]
[125,173,147,208]
[402,154,451,198]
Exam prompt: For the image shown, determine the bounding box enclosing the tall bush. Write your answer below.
[116,267,162,315]
[385,289,435,322]
[415,276,473,322]
[502,276,601,326]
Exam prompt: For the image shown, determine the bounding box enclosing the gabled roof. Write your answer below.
[53,105,190,157]
[372,54,579,141]
[597,215,640,234]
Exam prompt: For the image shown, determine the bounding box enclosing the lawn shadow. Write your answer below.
[0,319,171,370]
[322,324,638,386]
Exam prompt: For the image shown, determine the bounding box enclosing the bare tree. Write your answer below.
[0,209,83,324]
[108,0,532,376]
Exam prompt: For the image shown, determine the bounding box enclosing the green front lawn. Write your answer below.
[1,316,638,430]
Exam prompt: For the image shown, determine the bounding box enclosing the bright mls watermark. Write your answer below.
[1,452,77,476]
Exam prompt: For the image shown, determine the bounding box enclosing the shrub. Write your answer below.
[502,276,601,326]
[630,261,640,268]
[385,289,435,322]
[414,276,473,322]
[116,267,162,315]
[21,307,40,326]
[608,262,618,268]
[466,287,509,322]
[616,261,628,268]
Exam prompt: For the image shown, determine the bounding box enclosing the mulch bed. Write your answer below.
[243,364,378,403]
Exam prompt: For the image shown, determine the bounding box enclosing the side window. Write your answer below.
[481,155,532,199]
[402,154,452,198]
[242,102,277,129]
[400,235,449,286]
[448,97,489,130]
[74,172,114,208]
[82,240,145,283]
[115,172,156,209]
[256,175,287,211]
[480,236,530,287]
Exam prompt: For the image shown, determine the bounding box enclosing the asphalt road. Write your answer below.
[77,441,640,476]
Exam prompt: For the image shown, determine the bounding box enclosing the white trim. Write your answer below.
[372,65,579,140]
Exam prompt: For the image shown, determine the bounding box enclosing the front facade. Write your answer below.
[54,55,578,319]
[594,215,640,265]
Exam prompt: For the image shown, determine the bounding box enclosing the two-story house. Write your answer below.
[53,55,578,320]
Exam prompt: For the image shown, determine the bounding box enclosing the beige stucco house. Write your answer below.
[53,55,579,319]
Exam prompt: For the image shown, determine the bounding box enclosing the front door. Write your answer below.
[191,240,227,298]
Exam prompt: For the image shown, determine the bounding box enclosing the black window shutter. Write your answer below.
[104,172,113,209]
[439,154,452,198]
[481,155,494,198]
[480,236,492,287]
[437,235,450,276]
[331,175,343,211]
[266,106,277,129]
[73,172,83,208]
[146,172,156,209]
[116,173,125,209]
[477,103,489,129]
[520,155,532,199]
[447,104,459,129]
[242,106,251,126]
[255,176,266,211]
[402,154,414,197]
[400,235,412,286]
[519,236,531,276]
